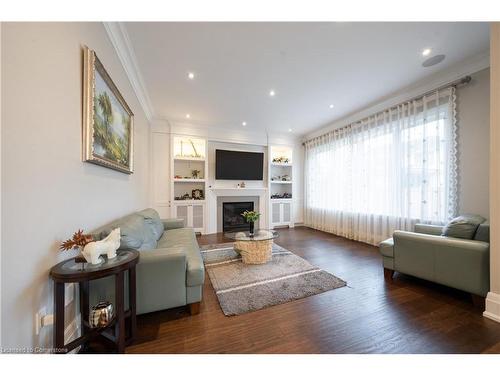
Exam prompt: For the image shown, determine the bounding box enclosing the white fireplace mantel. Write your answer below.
[209,187,268,195]
[206,187,269,234]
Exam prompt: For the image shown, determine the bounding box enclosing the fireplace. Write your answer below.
[223,201,254,232]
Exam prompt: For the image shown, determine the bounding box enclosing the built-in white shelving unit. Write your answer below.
[268,145,294,228]
[171,136,208,233]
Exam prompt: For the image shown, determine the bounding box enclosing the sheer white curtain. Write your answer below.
[304,88,457,245]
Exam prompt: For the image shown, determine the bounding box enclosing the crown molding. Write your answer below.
[303,50,491,142]
[103,22,155,122]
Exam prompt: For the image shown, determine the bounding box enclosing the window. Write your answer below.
[304,89,457,245]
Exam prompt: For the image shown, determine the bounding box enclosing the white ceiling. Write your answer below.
[124,22,489,136]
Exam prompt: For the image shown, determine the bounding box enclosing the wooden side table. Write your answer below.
[50,249,139,353]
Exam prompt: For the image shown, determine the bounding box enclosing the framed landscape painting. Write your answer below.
[83,46,134,174]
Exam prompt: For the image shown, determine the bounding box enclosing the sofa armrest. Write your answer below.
[162,218,185,230]
[135,247,188,313]
[414,223,444,236]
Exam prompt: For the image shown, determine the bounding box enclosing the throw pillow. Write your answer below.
[442,214,486,239]
[136,208,164,241]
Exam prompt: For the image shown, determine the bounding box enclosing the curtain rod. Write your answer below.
[302,75,471,146]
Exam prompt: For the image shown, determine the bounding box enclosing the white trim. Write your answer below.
[303,51,490,142]
[103,22,155,121]
[200,247,234,253]
[205,259,241,267]
[0,21,3,347]
[216,269,321,294]
[484,292,500,323]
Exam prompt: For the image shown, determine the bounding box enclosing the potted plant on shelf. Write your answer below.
[241,210,261,237]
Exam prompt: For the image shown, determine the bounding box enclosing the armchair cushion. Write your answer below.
[441,214,485,239]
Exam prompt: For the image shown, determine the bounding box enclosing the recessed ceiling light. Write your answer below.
[242,121,247,126]
[185,114,191,119]
[422,54,446,68]
[188,72,195,80]
[422,48,432,57]
[288,128,292,132]
[329,104,334,109]
[269,90,276,97]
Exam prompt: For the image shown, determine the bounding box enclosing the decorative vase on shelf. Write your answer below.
[249,222,255,237]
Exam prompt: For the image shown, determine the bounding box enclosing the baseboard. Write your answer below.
[483,292,500,323]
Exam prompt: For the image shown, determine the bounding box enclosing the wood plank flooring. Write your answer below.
[126,227,500,354]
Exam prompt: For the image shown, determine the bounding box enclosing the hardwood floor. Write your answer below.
[126,227,500,354]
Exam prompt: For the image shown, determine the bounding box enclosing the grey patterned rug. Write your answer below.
[201,242,347,316]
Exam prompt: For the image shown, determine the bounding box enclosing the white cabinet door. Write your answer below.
[272,202,281,225]
[173,203,205,233]
[282,201,292,224]
[176,205,189,227]
[192,203,205,231]
[271,201,293,228]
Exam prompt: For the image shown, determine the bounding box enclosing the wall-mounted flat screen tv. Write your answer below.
[215,149,264,180]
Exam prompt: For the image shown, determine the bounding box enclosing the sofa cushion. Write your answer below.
[474,222,490,242]
[96,214,147,250]
[379,238,394,258]
[137,208,164,241]
[158,228,204,286]
[442,214,486,240]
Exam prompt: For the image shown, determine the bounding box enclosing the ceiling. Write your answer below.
[124,22,489,136]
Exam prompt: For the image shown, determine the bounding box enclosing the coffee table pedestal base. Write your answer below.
[235,239,273,264]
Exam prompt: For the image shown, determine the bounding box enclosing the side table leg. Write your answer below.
[115,271,125,353]
[53,281,65,353]
[79,280,89,352]
[128,267,137,342]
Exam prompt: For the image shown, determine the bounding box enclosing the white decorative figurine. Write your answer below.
[82,228,121,265]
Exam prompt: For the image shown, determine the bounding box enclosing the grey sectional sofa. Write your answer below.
[379,222,490,303]
[89,208,204,315]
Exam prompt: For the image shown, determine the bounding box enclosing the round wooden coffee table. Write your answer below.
[225,229,279,264]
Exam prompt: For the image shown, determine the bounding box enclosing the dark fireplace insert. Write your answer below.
[223,201,254,232]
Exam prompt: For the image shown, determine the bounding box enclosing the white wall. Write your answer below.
[456,68,490,218]
[292,142,304,223]
[1,23,150,349]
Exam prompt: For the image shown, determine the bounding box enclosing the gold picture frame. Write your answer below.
[83,46,134,174]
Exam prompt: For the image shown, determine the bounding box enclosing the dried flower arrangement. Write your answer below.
[60,229,94,251]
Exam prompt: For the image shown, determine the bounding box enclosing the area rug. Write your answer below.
[201,242,347,316]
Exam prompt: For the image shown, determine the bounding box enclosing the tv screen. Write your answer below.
[215,149,264,180]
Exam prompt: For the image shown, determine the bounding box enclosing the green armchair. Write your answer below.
[379,222,490,304]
